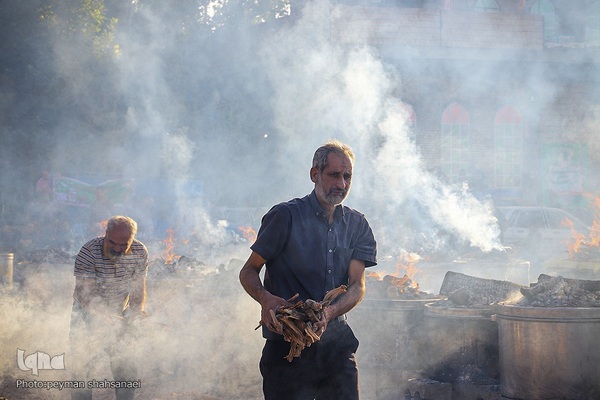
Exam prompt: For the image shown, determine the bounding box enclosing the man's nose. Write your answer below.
[337,176,349,188]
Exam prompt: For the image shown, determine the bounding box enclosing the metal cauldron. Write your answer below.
[352,298,432,368]
[496,304,600,400]
[351,298,432,400]
[422,303,500,385]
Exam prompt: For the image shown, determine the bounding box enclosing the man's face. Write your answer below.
[104,225,133,260]
[311,152,353,208]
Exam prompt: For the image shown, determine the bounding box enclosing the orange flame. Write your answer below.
[89,219,109,237]
[394,252,422,289]
[366,271,382,280]
[366,253,422,291]
[567,195,600,257]
[238,225,257,243]
[162,227,175,264]
[590,196,600,247]
[399,253,421,280]
[565,218,586,257]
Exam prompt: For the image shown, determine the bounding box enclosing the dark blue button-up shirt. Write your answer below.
[251,191,377,339]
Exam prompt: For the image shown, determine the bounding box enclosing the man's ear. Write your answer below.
[310,167,319,183]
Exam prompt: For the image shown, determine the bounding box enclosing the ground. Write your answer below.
[1,255,522,400]
[0,260,264,400]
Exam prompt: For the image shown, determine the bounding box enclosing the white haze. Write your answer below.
[6,0,575,399]
[259,0,502,256]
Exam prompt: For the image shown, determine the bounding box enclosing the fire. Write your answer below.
[365,253,421,292]
[366,271,381,279]
[89,219,109,237]
[162,227,175,264]
[363,252,429,300]
[567,195,600,258]
[238,225,257,243]
[566,218,586,257]
[397,252,422,286]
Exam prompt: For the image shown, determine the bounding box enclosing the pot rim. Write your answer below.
[496,303,600,321]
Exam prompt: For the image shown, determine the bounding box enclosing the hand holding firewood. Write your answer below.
[256,285,348,362]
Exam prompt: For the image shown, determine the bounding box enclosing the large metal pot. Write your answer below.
[496,304,600,400]
[352,298,432,368]
[351,298,432,400]
[422,303,499,384]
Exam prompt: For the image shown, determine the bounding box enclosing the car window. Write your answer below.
[545,210,570,229]
[546,209,588,232]
[514,210,545,229]
[507,210,519,227]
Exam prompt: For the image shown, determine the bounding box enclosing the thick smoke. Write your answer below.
[258,0,502,257]
[4,0,572,399]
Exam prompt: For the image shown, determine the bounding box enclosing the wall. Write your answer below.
[329,3,600,212]
[330,7,544,49]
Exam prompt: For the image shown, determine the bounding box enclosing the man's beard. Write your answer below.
[316,185,349,207]
[107,249,124,261]
[103,237,130,261]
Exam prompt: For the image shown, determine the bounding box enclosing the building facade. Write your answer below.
[330,0,600,218]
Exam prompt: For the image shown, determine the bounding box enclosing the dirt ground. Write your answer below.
[0,260,264,400]
[2,255,482,400]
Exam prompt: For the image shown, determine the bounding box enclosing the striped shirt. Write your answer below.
[74,236,149,311]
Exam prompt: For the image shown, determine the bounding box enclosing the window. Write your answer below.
[441,103,470,184]
[513,210,545,230]
[587,1,600,45]
[530,0,556,42]
[473,0,499,12]
[545,209,570,230]
[493,105,523,189]
[545,209,587,232]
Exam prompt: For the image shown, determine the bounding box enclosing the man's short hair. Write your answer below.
[106,215,138,237]
[312,140,355,171]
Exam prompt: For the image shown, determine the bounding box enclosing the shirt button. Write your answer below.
[328,249,332,253]
[328,270,332,274]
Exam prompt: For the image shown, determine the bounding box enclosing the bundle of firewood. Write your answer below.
[256,285,347,362]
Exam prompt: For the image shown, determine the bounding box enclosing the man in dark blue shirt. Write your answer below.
[239,140,377,400]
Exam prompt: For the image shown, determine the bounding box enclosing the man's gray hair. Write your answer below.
[312,140,355,171]
[106,215,138,237]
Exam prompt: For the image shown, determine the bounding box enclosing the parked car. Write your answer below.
[497,206,589,252]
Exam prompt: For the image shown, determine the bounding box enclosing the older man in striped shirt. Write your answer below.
[69,215,149,400]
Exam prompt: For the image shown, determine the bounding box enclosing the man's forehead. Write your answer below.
[108,225,133,239]
[325,153,353,170]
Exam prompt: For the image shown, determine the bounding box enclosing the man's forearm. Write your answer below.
[73,277,96,309]
[239,267,270,304]
[325,281,365,320]
[129,277,147,312]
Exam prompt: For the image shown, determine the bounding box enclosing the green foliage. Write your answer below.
[78,0,120,56]
[34,0,120,58]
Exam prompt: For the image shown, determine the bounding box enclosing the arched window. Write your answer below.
[493,105,523,189]
[473,0,499,12]
[441,103,470,184]
[530,0,556,42]
[587,1,600,45]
